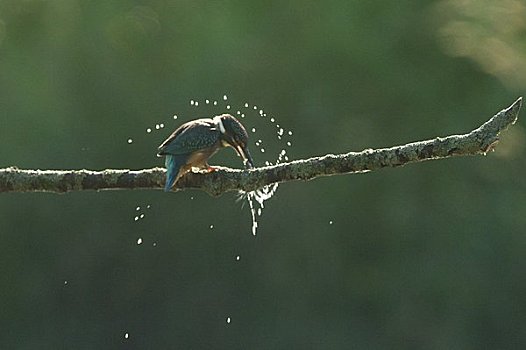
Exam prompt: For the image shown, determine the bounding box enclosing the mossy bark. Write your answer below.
[0,98,521,196]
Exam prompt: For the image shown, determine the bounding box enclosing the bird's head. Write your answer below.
[214,114,254,168]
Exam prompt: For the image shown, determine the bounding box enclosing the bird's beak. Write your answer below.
[235,145,255,168]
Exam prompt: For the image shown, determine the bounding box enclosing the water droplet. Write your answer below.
[226,105,231,110]
[140,214,145,219]
[136,206,141,211]
[155,124,160,130]
[146,128,152,133]
[124,333,129,339]
[64,280,68,285]
[213,101,218,106]
[244,103,249,108]
[223,95,228,101]
[251,128,256,133]
[260,148,265,153]
[236,110,241,115]
[190,196,194,200]
[270,118,275,123]
[209,224,214,229]
[160,123,164,128]
[287,142,292,147]
[288,131,293,136]
[329,220,333,225]
[195,101,199,106]
[134,216,139,221]
[226,317,231,324]
[127,138,133,144]
[253,106,257,110]
[257,208,262,216]
[173,115,178,120]
[146,204,151,209]
[152,242,157,247]
[137,238,142,245]
[241,113,245,118]
[205,99,210,104]
[235,255,240,261]
[259,109,264,115]
[190,100,195,105]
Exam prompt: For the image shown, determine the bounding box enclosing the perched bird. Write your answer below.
[157,114,254,192]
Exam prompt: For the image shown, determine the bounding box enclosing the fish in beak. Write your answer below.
[235,145,255,168]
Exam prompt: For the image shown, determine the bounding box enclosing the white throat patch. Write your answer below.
[215,116,226,134]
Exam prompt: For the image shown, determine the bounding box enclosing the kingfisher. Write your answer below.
[157,114,255,192]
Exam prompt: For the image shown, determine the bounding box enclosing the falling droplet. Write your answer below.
[244,103,249,108]
[195,101,199,106]
[223,95,228,101]
[153,242,157,247]
[210,224,214,229]
[270,118,275,123]
[64,280,68,285]
[190,100,195,105]
[160,123,164,128]
[146,128,152,133]
[136,206,141,211]
[251,128,256,133]
[241,113,245,118]
[226,105,231,110]
[206,99,210,104]
[124,333,129,339]
[134,216,139,221]
[226,317,231,324]
[260,148,265,153]
[287,142,292,147]
[213,101,218,106]
[253,106,258,110]
[127,138,133,144]
[155,124,160,130]
[140,214,145,219]
[173,115,178,120]
[146,204,151,209]
[137,238,143,245]
[329,220,333,225]
[235,255,240,261]
[288,131,293,135]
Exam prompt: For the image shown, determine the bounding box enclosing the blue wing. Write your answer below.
[158,119,221,156]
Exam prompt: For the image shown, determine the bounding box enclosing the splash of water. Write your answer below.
[188,96,293,235]
[131,94,294,235]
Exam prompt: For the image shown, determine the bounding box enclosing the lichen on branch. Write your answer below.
[0,97,522,196]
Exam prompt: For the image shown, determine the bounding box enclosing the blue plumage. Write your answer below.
[158,114,254,192]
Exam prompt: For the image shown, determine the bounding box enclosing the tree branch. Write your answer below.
[0,98,522,196]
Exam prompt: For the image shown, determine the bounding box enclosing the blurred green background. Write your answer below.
[1,0,525,348]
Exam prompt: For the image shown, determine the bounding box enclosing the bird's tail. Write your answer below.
[164,155,180,192]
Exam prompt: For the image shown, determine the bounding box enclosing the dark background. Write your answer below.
[1,0,525,348]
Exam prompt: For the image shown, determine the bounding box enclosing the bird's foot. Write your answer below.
[204,165,229,173]
[191,166,224,174]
